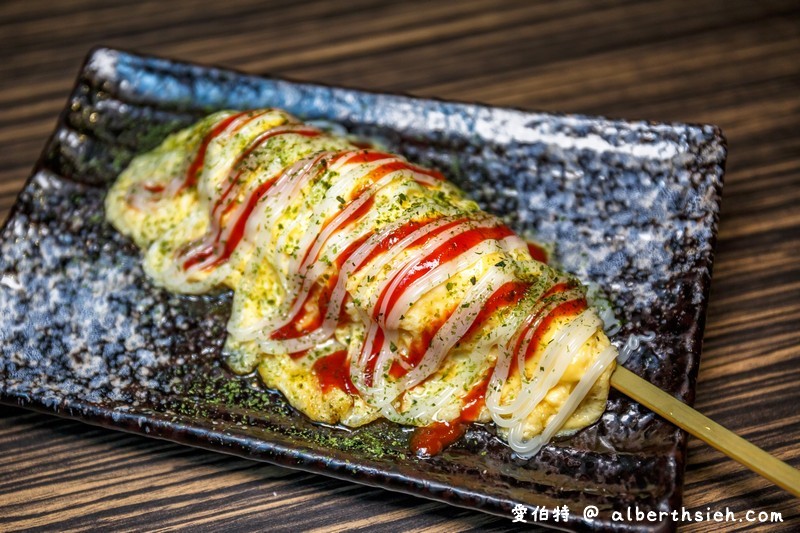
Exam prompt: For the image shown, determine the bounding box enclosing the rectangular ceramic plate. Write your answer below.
[0,48,725,531]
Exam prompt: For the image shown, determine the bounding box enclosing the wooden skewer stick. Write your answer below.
[610,366,800,498]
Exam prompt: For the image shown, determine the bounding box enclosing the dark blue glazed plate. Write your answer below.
[0,47,725,532]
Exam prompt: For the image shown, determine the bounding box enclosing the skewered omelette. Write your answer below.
[106,109,617,456]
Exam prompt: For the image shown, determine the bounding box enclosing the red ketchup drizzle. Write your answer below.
[541,281,573,300]
[410,374,492,456]
[389,281,528,380]
[182,112,249,192]
[345,151,395,164]
[463,281,530,339]
[368,218,467,322]
[344,151,444,181]
[376,226,528,450]
[366,160,419,183]
[392,160,444,181]
[270,280,328,340]
[267,151,407,334]
[181,130,327,270]
[135,112,248,200]
[523,298,587,362]
[502,280,586,380]
[143,183,166,193]
[180,148,424,272]
[460,374,492,422]
[526,241,548,263]
[298,195,375,267]
[312,350,357,395]
[374,224,515,322]
[410,421,463,457]
[388,281,528,381]
[357,219,447,387]
[339,197,374,228]
[270,233,371,340]
[350,140,373,149]
[294,151,435,266]
[181,175,280,270]
[214,127,321,219]
[350,218,429,273]
[289,349,309,360]
[289,217,444,382]
[362,219,470,377]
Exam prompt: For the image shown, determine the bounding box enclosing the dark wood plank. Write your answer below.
[0,0,798,530]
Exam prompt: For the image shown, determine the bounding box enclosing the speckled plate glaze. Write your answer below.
[0,48,725,532]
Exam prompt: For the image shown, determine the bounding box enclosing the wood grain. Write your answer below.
[0,0,798,531]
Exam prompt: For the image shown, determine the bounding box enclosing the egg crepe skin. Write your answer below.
[106,109,616,456]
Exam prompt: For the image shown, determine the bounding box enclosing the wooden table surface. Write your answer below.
[1,1,798,531]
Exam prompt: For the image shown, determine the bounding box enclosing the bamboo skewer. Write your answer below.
[611,366,800,498]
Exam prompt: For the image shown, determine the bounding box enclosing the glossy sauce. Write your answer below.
[391,281,528,380]
[526,241,548,263]
[299,196,375,267]
[410,374,491,456]
[133,112,249,202]
[411,280,586,455]
[270,281,328,340]
[312,350,357,395]
[504,282,579,368]
[410,421,464,457]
